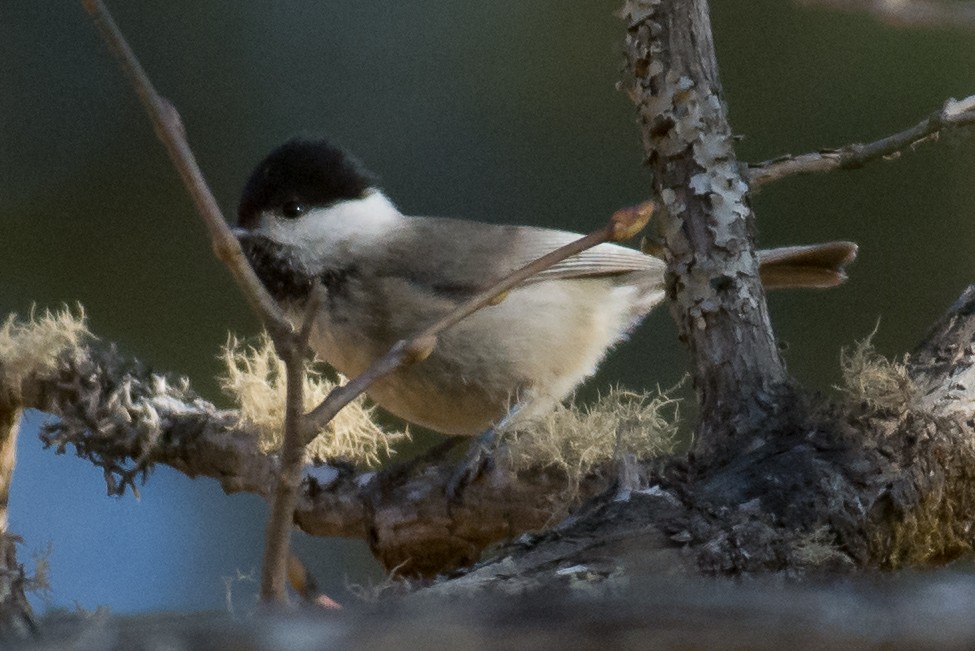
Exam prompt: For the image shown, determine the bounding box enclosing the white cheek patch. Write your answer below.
[254,191,404,267]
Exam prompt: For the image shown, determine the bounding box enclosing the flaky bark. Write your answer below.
[9,282,975,587]
[621,0,794,458]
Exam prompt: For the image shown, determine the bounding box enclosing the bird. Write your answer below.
[234,137,857,439]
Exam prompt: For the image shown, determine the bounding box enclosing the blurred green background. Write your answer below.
[1,0,973,613]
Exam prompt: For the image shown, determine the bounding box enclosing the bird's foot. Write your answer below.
[445,428,499,500]
[380,435,467,486]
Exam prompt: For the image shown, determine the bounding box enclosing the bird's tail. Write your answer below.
[758,241,858,290]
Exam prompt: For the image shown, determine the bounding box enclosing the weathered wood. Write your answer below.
[2,3,974,616]
[3,337,608,578]
[418,283,975,589]
[621,0,795,458]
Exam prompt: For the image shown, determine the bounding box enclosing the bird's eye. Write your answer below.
[281,201,305,218]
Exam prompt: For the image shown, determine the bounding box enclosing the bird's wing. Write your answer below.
[377,217,661,297]
[503,226,663,282]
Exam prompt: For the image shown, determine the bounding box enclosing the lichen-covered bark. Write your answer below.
[419,285,975,589]
[4,288,975,587]
[621,0,793,457]
[0,533,35,641]
[4,338,608,578]
[0,397,35,639]
[4,1,974,606]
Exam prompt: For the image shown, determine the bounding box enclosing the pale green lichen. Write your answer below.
[789,526,848,568]
[838,329,916,413]
[0,306,89,391]
[219,333,407,466]
[505,386,680,497]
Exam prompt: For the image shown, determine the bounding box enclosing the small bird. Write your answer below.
[235,138,856,437]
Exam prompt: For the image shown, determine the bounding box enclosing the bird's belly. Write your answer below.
[312,319,514,435]
[306,278,648,436]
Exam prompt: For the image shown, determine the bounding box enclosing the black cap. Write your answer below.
[237,137,375,228]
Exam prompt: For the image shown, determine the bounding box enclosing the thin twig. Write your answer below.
[259,288,321,599]
[259,339,307,600]
[301,202,656,439]
[747,94,975,188]
[79,0,292,340]
[81,0,306,603]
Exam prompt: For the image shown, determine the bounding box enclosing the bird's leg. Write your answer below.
[444,427,499,499]
[445,405,522,499]
[379,434,468,486]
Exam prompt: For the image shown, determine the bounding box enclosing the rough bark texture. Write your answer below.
[621,0,795,459]
[0,382,35,640]
[4,0,974,589]
[416,285,975,589]
[2,338,608,578]
[12,283,974,589]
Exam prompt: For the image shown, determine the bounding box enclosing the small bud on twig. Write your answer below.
[610,201,655,242]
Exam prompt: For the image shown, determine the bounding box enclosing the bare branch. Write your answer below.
[258,290,324,599]
[56,0,975,617]
[747,94,975,188]
[8,332,605,577]
[798,0,975,30]
[81,0,313,603]
[82,0,376,602]
[79,0,292,340]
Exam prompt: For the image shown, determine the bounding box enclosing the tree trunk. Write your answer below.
[622,0,795,459]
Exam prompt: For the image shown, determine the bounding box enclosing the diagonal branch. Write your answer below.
[80,0,313,603]
[79,0,292,341]
[10,333,608,577]
[747,94,975,188]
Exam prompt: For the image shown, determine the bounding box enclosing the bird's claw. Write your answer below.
[445,430,498,500]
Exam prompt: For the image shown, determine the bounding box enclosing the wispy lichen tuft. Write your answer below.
[505,386,680,497]
[838,328,916,413]
[0,305,89,391]
[219,333,407,466]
